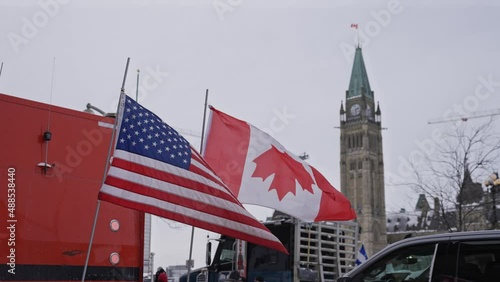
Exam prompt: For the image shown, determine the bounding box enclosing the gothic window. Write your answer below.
[356,204,362,214]
[358,160,362,169]
[350,161,356,171]
[371,134,377,151]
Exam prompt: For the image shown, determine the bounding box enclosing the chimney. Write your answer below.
[433,198,440,216]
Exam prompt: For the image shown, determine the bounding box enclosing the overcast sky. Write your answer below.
[2,0,500,271]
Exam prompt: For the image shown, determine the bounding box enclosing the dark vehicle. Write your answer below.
[337,230,500,282]
[181,218,359,282]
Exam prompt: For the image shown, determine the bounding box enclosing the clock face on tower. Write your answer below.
[350,104,361,116]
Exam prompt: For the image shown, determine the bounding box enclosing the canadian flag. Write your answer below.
[351,23,358,29]
[203,107,356,222]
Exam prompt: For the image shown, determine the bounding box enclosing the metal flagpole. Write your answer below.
[186,89,209,282]
[136,69,140,102]
[81,57,131,282]
[356,26,359,47]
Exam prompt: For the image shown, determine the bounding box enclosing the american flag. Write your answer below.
[98,94,287,254]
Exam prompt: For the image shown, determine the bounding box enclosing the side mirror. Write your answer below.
[206,242,212,266]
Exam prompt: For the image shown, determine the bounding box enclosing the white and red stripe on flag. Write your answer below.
[98,94,287,254]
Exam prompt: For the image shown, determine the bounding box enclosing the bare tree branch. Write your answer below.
[396,118,500,231]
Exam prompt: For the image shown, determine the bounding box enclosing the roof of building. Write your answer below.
[347,47,373,99]
[386,208,435,233]
[415,194,430,211]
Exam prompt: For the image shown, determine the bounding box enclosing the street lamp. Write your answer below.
[484,173,500,229]
[83,103,116,118]
[150,252,155,282]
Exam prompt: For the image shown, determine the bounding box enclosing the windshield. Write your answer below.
[359,243,436,282]
[214,240,236,269]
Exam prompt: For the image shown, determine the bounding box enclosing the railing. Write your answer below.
[296,221,359,282]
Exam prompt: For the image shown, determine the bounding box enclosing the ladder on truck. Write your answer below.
[294,221,359,282]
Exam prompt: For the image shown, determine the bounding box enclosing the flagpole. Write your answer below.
[81,57,130,282]
[356,26,359,47]
[186,89,209,282]
[136,69,140,102]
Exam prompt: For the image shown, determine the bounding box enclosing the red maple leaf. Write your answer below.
[251,145,315,201]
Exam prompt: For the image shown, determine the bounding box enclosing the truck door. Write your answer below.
[246,223,293,282]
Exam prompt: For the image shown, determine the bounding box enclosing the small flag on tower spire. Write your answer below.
[351,24,360,47]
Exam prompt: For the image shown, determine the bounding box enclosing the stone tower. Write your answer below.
[339,47,387,256]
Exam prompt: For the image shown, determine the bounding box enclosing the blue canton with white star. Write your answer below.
[116,96,191,169]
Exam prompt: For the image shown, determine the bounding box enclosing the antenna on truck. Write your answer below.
[38,58,56,174]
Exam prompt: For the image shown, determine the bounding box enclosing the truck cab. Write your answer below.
[181,218,358,282]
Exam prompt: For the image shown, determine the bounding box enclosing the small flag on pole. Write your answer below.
[355,243,368,266]
[98,93,288,254]
[351,23,358,29]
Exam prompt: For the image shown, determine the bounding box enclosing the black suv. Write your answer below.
[337,230,500,282]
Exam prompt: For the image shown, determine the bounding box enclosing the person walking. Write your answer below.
[155,267,168,282]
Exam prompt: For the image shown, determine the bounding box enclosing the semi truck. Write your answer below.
[181,215,359,282]
[0,93,145,281]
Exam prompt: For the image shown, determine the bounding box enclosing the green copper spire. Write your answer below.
[347,47,373,99]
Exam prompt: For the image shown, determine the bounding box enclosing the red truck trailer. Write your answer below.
[0,93,144,281]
